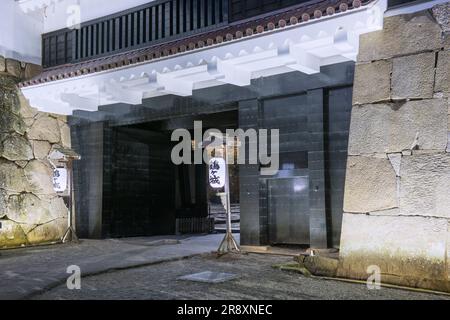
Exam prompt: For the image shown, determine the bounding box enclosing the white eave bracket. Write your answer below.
[21,0,387,115]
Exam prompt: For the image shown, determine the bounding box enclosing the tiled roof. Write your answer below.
[20,0,372,88]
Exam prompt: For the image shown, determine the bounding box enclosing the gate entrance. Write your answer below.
[107,110,239,238]
[111,128,175,237]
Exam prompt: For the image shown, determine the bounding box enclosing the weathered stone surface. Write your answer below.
[0,220,27,248]
[0,112,25,135]
[23,117,35,128]
[0,160,28,193]
[24,63,42,80]
[358,11,442,62]
[353,60,392,105]
[1,134,33,161]
[27,115,60,143]
[7,194,53,225]
[18,91,38,119]
[400,153,450,219]
[0,189,7,218]
[26,217,66,244]
[444,32,450,49]
[24,160,54,195]
[300,255,339,277]
[48,196,68,220]
[15,160,28,168]
[0,73,69,249]
[392,52,436,100]
[435,50,449,95]
[31,140,51,159]
[0,77,26,135]
[59,121,71,148]
[388,153,402,177]
[447,131,450,153]
[343,156,398,213]
[2,92,21,117]
[0,73,16,90]
[338,213,449,291]
[5,59,22,79]
[6,194,66,225]
[432,2,450,32]
[348,100,448,155]
[0,55,5,72]
[55,115,67,123]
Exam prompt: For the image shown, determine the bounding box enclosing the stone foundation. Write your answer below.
[338,4,450,292]
[0,57,70,248]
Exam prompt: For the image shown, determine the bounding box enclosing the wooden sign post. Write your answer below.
[48,147,81,244]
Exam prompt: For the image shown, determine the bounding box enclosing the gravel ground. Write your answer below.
[33,253,450,300]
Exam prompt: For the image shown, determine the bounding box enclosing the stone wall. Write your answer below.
[0,56,70,248]
[338,4,450,292]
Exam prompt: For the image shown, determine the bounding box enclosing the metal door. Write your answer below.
[268,176,310,244]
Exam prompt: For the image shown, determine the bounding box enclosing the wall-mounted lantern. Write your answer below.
[48,146,81,243]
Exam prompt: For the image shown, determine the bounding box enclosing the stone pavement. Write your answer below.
[0,234,229,300]
[35,253,450,300]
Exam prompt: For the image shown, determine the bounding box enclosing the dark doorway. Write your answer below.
[107,109,239,238]
[110,127,175,237]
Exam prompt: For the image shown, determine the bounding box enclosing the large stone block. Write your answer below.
[0,55,5,72]
[27,115,60,143]
[0,73,16,90]
[24,63,42,80]
[6,194,67,227]
[447,131,450,153]
[338,213,449,291]
[1,134,33,161]
[435,50,449,95]
[0,111,26,135]
[18,91,38,119]
[432,2,450,33]
[0,159,28,193]
[31,140,51,159]
[26,217,66,244]
[0,189,7,218]
[7,193,54,226]
[0,79,26,135]
[358,11,442,62]
[24,160,55,195]
[0,220,27,248]
[400,153,450,219]
[5,58,22,79]
[348,99,448,155]
[444,32,450,50]
[48,196,68,220]
[301,255,339,277]
[343,156,398,213]
[392,52,435,100]
[58,121,71,148]
[2,92,21,118]
[353,60,392,104]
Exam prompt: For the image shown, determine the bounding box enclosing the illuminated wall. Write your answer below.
[338,3,450,292]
